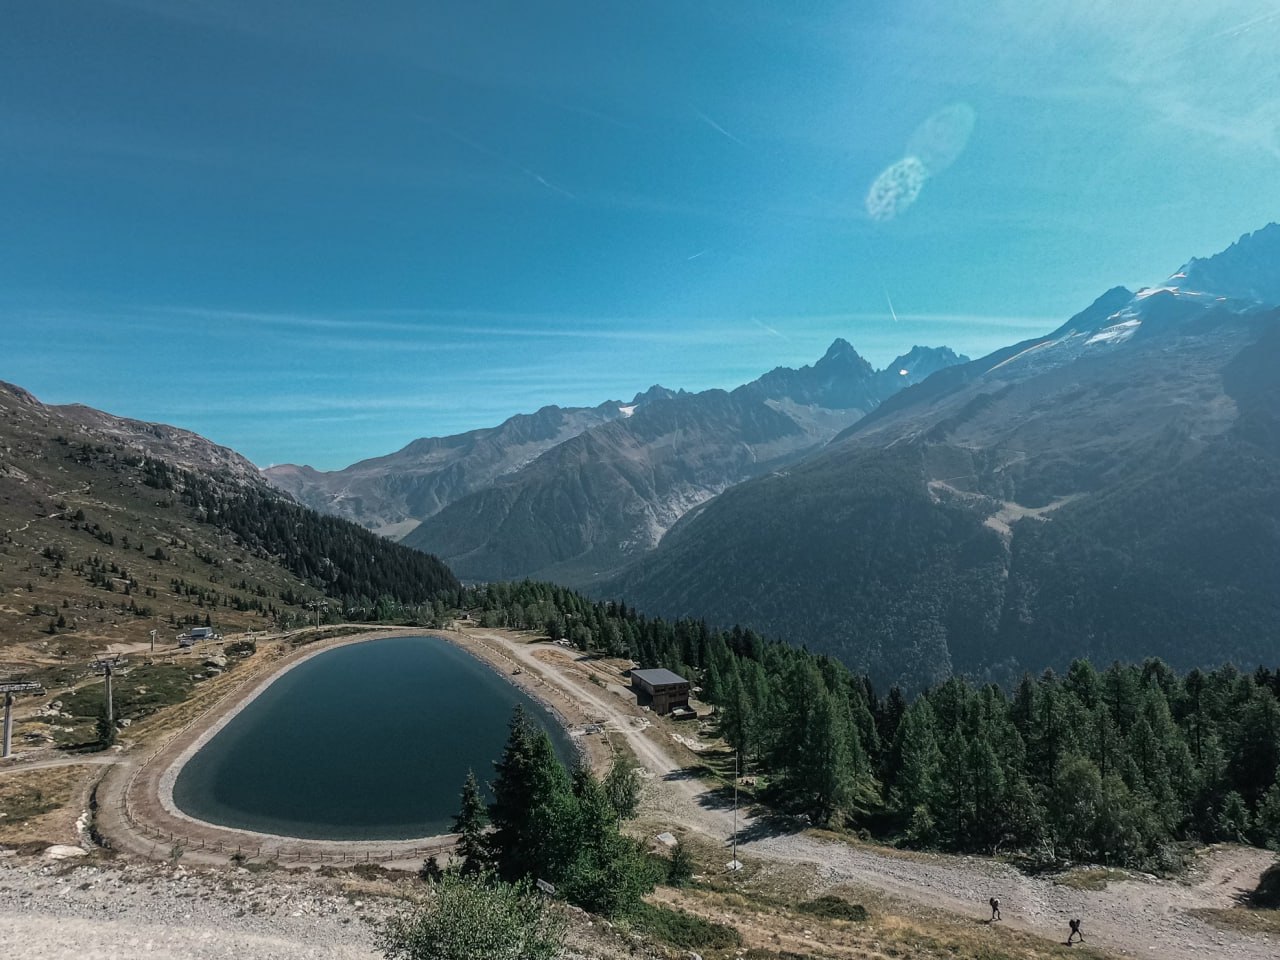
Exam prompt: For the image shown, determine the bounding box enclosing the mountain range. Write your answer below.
[268,343,966,584]
[604,225,1280,688]
[7,225,1276,691]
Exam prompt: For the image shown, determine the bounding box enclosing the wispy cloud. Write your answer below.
[138,304,736,345]
[978,2,1280,161]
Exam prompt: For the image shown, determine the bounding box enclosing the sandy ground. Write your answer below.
[3,624,1278,960]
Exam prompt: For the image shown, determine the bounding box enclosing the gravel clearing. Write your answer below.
[0,856,385,960]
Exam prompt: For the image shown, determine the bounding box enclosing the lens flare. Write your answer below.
[907,103,976,175]
[865,156,928,222]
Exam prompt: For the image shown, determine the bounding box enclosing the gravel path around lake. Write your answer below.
[96,625,601,869]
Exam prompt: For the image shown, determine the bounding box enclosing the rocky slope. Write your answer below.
[401,342,965,584]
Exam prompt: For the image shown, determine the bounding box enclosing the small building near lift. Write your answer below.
[630,668,693,718]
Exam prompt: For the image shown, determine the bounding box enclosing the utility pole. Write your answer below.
[91,656,127,726]
[1,682,44,759]
[149,628,157,654]
[728,750,742,872]
[305,599,328,630]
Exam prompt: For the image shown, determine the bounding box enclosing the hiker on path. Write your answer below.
[1067,918,1085,944]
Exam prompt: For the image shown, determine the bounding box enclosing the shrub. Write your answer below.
[797,895,869,922]
[630,903,741,951]
[378,872,565,960]
[667,840,694,887]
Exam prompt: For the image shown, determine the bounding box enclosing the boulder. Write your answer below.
[43,845,87,860]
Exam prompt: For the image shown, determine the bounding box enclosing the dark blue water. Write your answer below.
[172,635,576,839]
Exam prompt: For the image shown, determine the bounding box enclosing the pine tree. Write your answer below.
[1228,693,1280,806]
[487,707,541,881]
[807,685,858,826]
[1047,753,1104,862]
[1217,791,1251,843]
[892,699,941,815]
[452,770,489,875]
[1256,770,1280,850]
[667,840,694,887]
[561,769,656,916]
[965,735,1006,850]
[95,705,117,748]
[602,755,641,824]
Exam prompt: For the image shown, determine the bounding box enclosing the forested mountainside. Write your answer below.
[0,382,457,658]
[603,226,1280,690]
[402,342,963,584]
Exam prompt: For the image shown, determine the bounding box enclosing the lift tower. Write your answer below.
[1,681,44,758]
[90,656,128,726]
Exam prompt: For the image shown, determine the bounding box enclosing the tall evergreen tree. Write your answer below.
[892,699,942,816]
[452,770,489,876]
[487,707,542,881]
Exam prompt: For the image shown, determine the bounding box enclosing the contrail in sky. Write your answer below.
[884,287,900,323]
[686,249,710,261]
[693,107,745,146]
[752,318,790,341]
[433,122,576,200]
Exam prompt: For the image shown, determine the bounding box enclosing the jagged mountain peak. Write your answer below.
[1048,286,1135,338]
[1174,223,1280,306]
[820,337,861,363]
[631,384,685,406]
[888,345,969,375]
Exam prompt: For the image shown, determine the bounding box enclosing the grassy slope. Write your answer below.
[0,382,457,677]
[0,412,321,668]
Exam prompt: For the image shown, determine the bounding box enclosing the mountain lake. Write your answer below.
[172,634,577,840]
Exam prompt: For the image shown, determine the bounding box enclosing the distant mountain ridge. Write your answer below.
[602,225,1280,690]
[266,341,966,580]
[0,381,263,484]
[265,402,629,539]
[397,342,965,583]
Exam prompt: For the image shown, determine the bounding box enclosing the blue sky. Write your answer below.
[2,1,1277,469]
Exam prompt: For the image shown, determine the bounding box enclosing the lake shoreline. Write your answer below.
[121,623,590,859]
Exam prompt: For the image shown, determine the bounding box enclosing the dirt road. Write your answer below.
[464,629,1279,960]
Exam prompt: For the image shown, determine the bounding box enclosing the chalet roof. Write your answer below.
[631,668,687,686]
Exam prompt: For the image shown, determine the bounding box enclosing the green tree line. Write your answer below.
[462,580,1280,870]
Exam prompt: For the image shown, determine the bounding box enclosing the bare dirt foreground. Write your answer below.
[2,624,1277,960]
[0,855,384,960]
